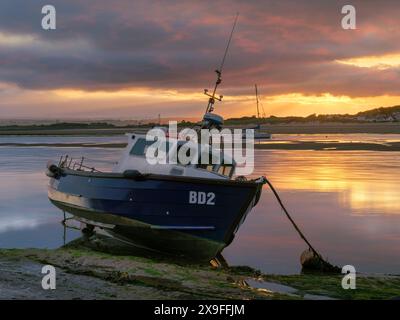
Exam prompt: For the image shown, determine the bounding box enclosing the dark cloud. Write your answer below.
[0,0,400,97]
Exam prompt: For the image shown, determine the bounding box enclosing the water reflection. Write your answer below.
[0,136,400,274]
[272,133,400,143]
[223,149,400,274]
[0,146,117,248]
[254,150,400,215]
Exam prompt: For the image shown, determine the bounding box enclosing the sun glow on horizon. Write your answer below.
[336,53,400,70]
[53,89,400,115]
[1,82,399,119]
[53,88,206,101]
[259,93,400,117]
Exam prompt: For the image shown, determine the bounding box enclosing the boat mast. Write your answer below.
[204,13,239,114]
[255,84,260,119]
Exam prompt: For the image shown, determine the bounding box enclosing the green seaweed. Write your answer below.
[0,244,398,300]
[263,274,400,300]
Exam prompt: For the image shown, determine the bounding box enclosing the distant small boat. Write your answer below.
[244,124,272,140]
[242,84,272,140]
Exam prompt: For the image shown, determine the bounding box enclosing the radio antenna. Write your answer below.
[204,13,239,114]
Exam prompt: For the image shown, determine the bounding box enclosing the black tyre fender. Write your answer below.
[46,161,62,178]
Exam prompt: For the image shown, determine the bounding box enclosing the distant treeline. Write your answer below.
[1,105,400,130]
[226,105,400,125]
[0,120,197,131]
[224,114,357,125]
[357,105,400,118]
[0,122,118,130]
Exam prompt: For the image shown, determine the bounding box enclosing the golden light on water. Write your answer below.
[336,53,400,70]
[343,185,400,213]
[260,150,400,215]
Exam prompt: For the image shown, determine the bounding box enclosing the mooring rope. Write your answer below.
[264,177,340,272]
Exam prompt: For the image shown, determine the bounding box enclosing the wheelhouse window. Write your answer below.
[130,138,155,156]
[223,165,233,177]
[217,165,233,177]
[197,163,215,172]
[130,137,173,161]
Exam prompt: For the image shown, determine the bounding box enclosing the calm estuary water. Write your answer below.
[0,134,399,274]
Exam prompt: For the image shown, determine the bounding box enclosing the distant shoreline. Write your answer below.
[2,141,400,152]
[1,122,400,135]
[244,123,400,134]
[1,123,400,152]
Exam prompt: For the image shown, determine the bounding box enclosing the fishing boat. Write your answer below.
[47,133,266,260]
[46,15,267,261]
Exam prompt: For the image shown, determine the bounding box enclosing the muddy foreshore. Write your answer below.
[0,235,399,300]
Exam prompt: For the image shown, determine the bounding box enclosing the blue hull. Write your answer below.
[48,168,264,260]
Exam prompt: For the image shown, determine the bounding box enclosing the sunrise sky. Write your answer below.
[0,0,400,120]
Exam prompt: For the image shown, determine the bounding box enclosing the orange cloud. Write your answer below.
[336,53,400,70]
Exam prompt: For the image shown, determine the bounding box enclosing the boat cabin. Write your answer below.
[113,133,236,180]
